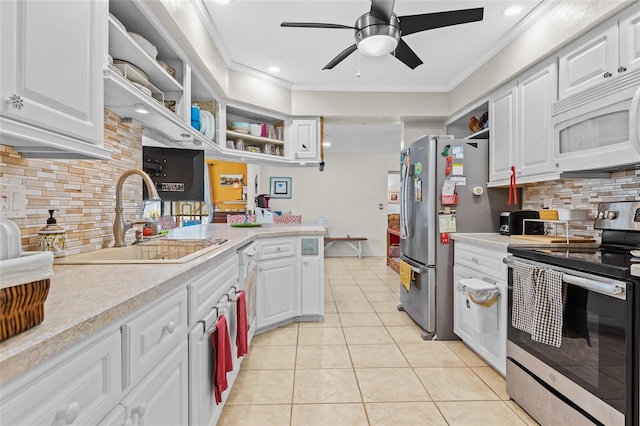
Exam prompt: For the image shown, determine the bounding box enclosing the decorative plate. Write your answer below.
[230,223,262,227]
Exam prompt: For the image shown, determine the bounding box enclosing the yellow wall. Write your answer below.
[207,159,247,212]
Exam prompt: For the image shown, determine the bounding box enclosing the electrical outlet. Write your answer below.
[0,183,27,219]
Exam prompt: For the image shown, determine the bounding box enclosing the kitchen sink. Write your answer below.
[55,238,228,264]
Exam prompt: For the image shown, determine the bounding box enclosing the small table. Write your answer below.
[324,237,367,258]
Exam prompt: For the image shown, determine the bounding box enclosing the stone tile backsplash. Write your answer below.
[0,110,143,254]
[523,169,640,242]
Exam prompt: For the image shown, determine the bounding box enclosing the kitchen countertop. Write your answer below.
[450,233,600,251]
[0,224,325,384]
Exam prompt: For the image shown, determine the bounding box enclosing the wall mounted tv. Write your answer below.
[142,146,205,201]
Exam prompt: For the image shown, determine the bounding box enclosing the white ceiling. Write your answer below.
[196,0,547,154]
[199,0,546,92]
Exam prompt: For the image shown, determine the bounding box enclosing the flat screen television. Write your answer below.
[142,146,205,201]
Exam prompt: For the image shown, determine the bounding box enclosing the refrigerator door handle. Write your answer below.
[400,255,427,273]
[400,161,410,239]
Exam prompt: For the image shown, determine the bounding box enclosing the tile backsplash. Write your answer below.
[523,169,640,242]
[0,110,143,254]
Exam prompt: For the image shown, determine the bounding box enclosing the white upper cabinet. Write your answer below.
[619,7,640,72]
[489,62,558,186]
[559,7,640,99]
[0,0,110,159]
[489,85,516,183]
[289,119,319,160]
[517,63,557,177]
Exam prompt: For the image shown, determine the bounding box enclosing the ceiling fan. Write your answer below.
[281,0,484,70]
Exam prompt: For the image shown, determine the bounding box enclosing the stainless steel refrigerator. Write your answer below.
[399,135,511,340]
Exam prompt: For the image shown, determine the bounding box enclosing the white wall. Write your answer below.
[259,153,399,256]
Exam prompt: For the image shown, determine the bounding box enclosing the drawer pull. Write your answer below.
[163,321,176,334]
[471,257,479,263]
[132,402,147,418]
[56,402,80,425]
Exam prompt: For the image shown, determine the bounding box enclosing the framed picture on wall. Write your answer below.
[270,177,292,198]
[388,191,399,204]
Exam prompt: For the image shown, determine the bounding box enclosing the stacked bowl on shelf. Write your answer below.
[230,122,250,134]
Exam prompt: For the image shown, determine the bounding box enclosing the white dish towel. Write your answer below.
[0,251,54,289]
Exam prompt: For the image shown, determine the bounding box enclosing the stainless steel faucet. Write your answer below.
[113,169,161,247]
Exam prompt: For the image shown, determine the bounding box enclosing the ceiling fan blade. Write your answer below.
[394,39,423,69]
[323,44,357,70]
[369,0,395,23]
[399,8,484,36]
[281,22,354,30]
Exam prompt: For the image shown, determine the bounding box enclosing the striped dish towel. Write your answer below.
[512,263,537,335]
[532,268,564,347]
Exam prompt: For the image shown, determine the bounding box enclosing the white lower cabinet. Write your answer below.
[453,242,508,376]
[120,342,189,426]
[256,257,297,329]
[0,330,122,426]
[300,237,324,317]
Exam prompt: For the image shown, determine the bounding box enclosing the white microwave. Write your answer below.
[551,68,640,172]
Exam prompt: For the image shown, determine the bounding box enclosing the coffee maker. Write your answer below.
[256,194,271,208]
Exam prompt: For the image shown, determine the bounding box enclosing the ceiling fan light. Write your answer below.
[357,35,398,57]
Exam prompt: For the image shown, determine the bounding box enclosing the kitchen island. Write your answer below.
[0,223,324,383]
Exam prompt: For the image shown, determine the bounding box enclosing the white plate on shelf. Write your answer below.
[131,82,152,97]
[631,250,640,257]
[112,60,150,87]
[109,13,126,32]
[128,32,158,59]
[200,110,215,141]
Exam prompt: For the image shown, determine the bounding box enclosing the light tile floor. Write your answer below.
[220,257,538,426]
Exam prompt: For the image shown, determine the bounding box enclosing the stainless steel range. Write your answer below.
[505,201,639,426]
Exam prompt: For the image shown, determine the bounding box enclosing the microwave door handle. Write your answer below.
[630,85,640,155]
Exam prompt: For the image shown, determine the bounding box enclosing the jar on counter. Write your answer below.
[38,209,66,259]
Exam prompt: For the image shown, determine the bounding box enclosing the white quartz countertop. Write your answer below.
[0,224,325,384]
[450,233,600,251]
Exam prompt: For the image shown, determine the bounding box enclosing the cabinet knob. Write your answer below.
[471,257,478,263]
[9,94,24,110]
[603,72,613,78]
[163,321,176,334]
[56,402,80,425]
[303,260,308,265]
[556,163,560,168]
[276,247,281,252]
[132,402,147,418]
[618,66,627,73]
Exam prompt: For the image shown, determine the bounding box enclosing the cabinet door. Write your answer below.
[289,119,318,160]
[256,257,297,329]
[0,0,106,145]
[121,341,188,426]
[619,8,640,73]
[517,62,557,177]
[558,24,618,99]
[300,256,323,317]
[489,85,517,183]
[1,330,121,426]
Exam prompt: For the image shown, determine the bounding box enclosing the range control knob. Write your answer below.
[596,211,605,220]
[606,211,618,220]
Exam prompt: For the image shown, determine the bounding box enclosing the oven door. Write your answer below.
[506,256,634,426]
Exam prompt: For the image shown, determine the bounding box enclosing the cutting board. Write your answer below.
[511,235,596,243]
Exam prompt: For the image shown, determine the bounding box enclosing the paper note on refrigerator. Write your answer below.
[438,210,457,232]
[452,164,464,175]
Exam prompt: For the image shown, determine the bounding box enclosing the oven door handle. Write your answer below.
[561,275,624,296]
[503,256,625,296]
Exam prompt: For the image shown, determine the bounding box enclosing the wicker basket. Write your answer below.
[0,279,50,341]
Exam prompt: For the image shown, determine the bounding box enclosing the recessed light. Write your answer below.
[214,0,232,4]
[323,142,331,147]
[503,5,522,16]
[268,66,280,73]
[300,162,306,165]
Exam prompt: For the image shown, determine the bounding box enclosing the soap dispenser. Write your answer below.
[38,209,66,258]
